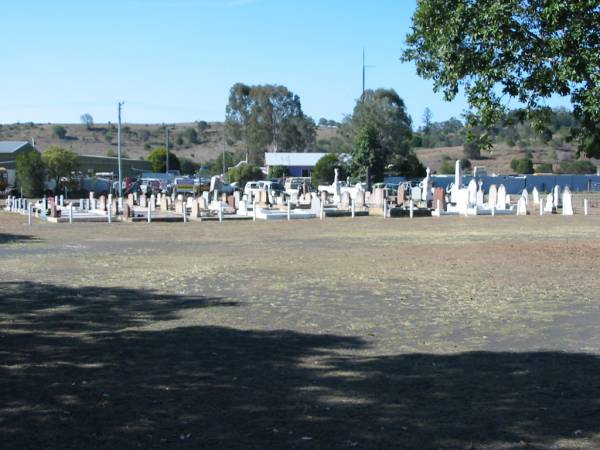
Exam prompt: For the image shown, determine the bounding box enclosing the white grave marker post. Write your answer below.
[383,200,387,219]
[409,200,414,218]
[562,188,573,216]
[287,200,291,221]
[28,203,32,225]
[539,198,544,216]
[351,198,355,218]
[218,201,223,222]
[584,198,589,216]
[147,203,151,223]
[107,206,112,224]
[183,202,187,223]
[320,201,324,220]
[253,200,257,221]
[69,203,73,224]
[517,197,527,216]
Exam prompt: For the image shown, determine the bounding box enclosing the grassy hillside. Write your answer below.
[0,122,239,164]
[1,121,596,174]
[415,142,598,175]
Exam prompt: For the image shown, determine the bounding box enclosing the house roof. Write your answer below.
[0,141,32,153]
[264,152,327,167]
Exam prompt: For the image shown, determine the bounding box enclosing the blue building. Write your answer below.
[265,152,327,178]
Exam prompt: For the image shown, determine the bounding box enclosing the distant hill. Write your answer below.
[415,143,598,175]
[0,121,596,175]
[0,122,342,166]
[0,122,236,165]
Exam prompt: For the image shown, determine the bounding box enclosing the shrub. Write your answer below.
[411,134,423,148]
[463,139,481,159]
[196,121,209,132]
[139,129,150,141]
[148,147,180,172]
[558,160,597,174]
[268,165,288,179]
[180,158,200,175]
[52,125,67,139]
[183,128,198,144]
[535,163,553,173]
[387,153,427,178]
[227,164,264,186]
[511,158,534,174]
[312,154,346,185]
[438,160,454,174]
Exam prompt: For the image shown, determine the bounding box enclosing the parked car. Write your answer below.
[243,180,286,198]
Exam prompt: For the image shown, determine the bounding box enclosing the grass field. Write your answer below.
[2,213,600,449]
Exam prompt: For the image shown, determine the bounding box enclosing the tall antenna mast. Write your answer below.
[117,101,124,198]
[362,48,365,101]
[362,48,375,102]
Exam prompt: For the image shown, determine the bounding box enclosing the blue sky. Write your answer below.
[0,0,567,127]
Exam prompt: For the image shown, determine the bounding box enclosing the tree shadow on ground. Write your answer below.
[0,233,39,245]
[1,281,599,449]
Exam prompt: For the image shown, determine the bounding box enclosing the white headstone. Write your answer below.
[496,185,507,210]
[553,185,561,208]
[532,187,540,205]
[488,185,498,209]
[521,188,528,205]
[476,190,484,208]
[421,167,432,202]
[562,187,573,216]
[517,197,527,215]
[411,186,422,202]
[454,160,462,189]
[310,197,321,214]
[456,189,469,215]
[467,179,478,206]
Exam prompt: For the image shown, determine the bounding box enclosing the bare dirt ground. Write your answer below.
[2,213,600,449]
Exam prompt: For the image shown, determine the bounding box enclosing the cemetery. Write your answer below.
[3,161,599,226]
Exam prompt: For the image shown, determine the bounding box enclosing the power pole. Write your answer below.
[117,101,124,197]
[165,126,169,174]
[222,126,226,176]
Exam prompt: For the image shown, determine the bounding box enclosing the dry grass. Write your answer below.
[2,213,600,449]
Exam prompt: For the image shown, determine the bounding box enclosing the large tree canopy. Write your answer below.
[351,124,386,187]
[16,150,46,196]
[341,88,423,179]
[342,88,413,160]
[147,147,180,173]
[42,147,79,193]
[402,0,600,157]
[225,83,316,163]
